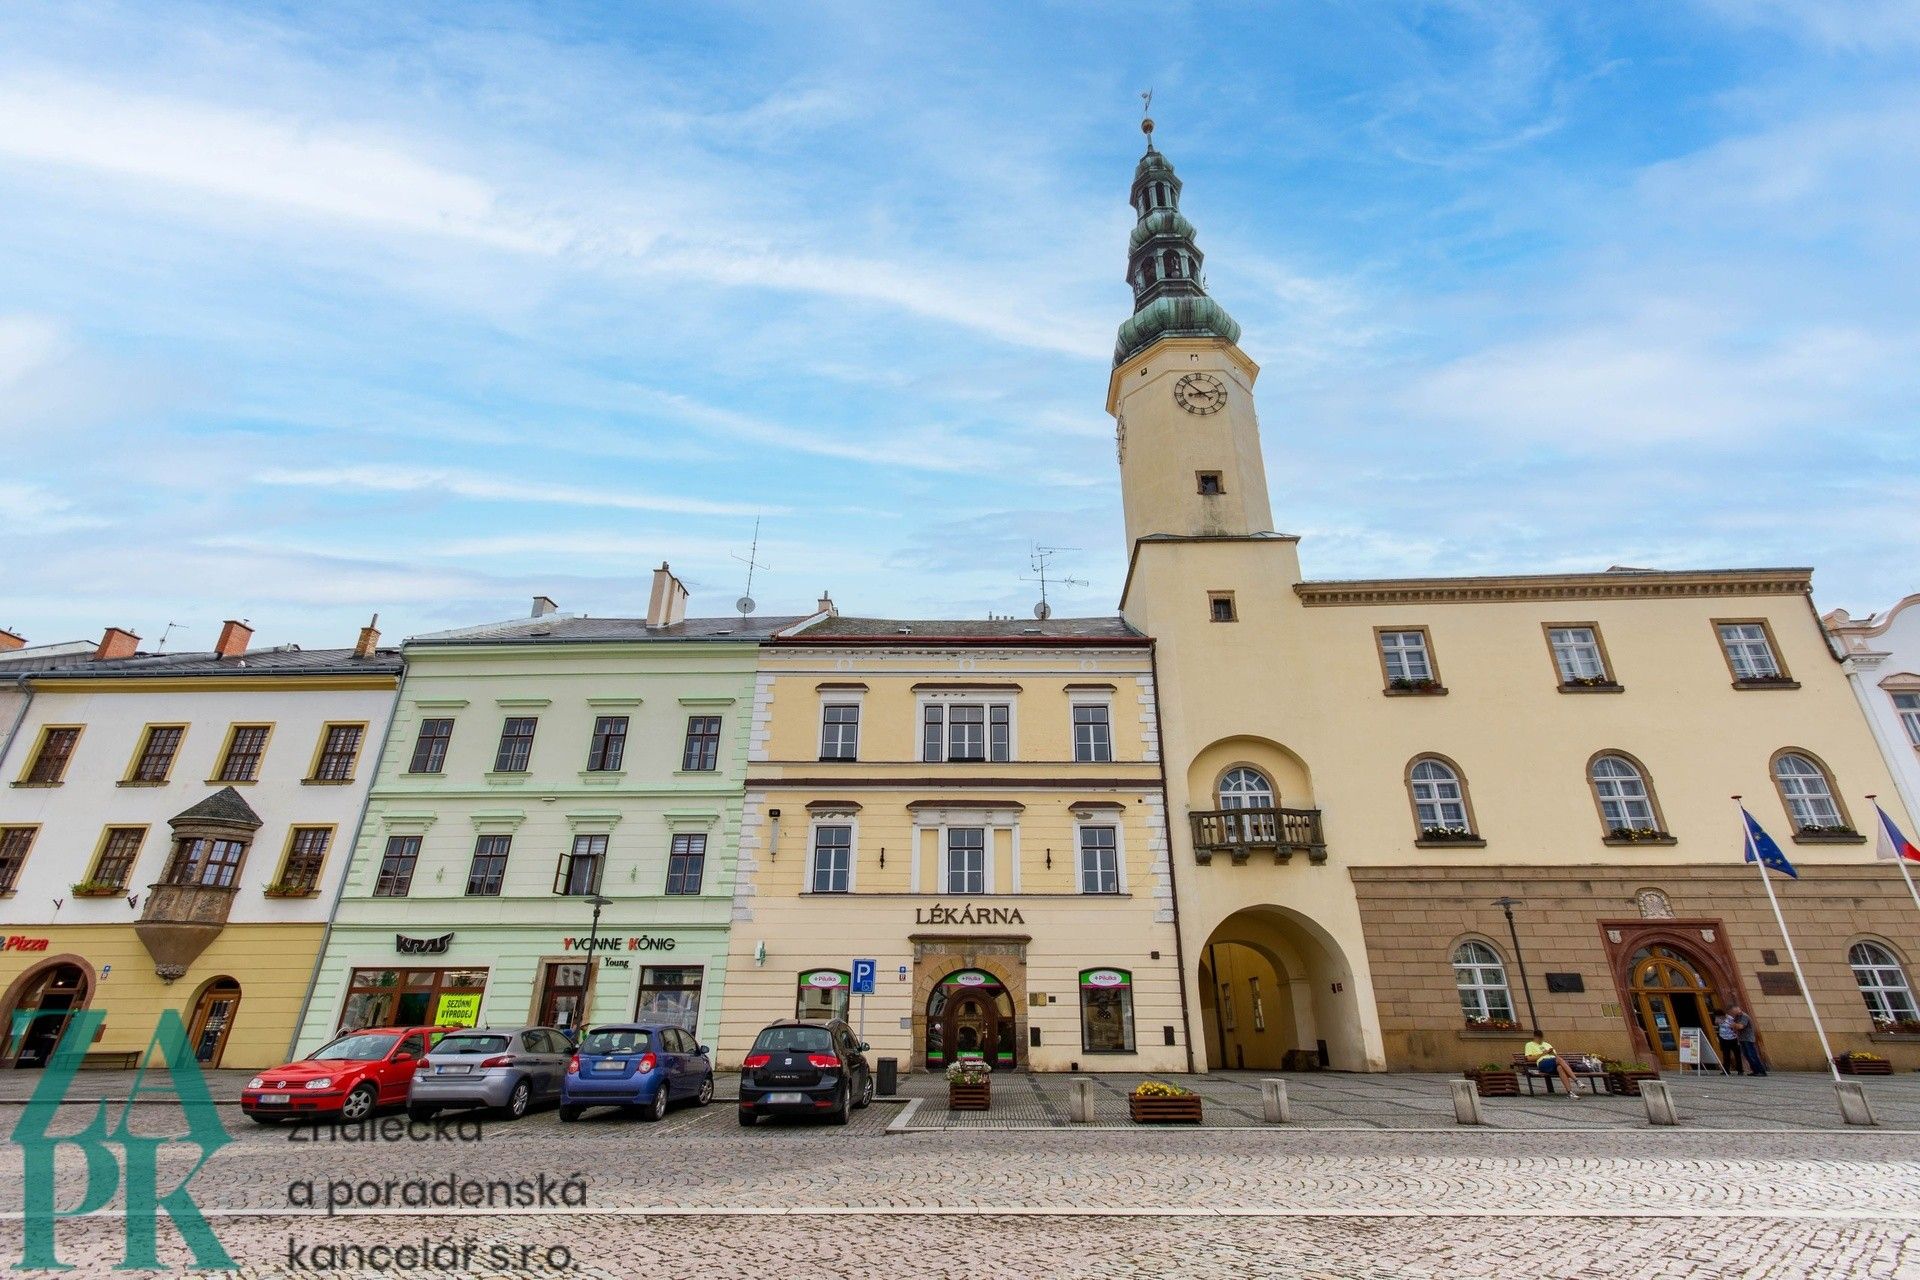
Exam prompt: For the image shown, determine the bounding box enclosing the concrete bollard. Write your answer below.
[1639,1079,1680,1126]
[1069,1077,1096,1124]
[1261,1078,1291,1124]
[1835,1080,1878,1127]
[1449,1078,1485,1125]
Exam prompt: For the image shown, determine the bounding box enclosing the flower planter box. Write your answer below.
[263,885,319,899]
[947,1082,991,1111]
[1607,1069,1661,1096]
[1466,1069,1520,1098]
[1128,1093,1203,1124]
[1835,1055,1893,1077]
[69,885,123,898]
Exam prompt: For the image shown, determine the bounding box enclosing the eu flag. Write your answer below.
[1742,808,1798,878]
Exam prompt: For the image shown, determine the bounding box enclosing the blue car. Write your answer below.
[560,1022,714,1122]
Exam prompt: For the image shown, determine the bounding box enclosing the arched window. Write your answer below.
[1163,248,1182,278]
[1408,757,1472,836]
[1218,767,1275,810]
[1849,942,1918,1025]
[1590,754,1659,835]
[1772,751,1846,832]
[1452,941,1514,1025]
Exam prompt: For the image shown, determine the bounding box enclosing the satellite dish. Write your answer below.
[737,596,757,615]
[1033,601,1052,621]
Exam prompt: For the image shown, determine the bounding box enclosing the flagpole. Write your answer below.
[1737,797,1840,1082]
[1867,795,1920,914]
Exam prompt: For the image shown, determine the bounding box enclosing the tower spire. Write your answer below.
[1114,114,1241,367]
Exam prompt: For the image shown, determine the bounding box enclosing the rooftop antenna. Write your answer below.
[732,518,768,616]
[155,622,186,653]
[1022,545,1087,622]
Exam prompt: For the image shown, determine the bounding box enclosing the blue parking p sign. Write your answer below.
[851,959,877,995]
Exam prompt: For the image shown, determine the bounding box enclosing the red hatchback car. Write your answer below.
[241,1026,447,1124]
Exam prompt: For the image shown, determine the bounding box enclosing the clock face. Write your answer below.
[1174,372,1227,415]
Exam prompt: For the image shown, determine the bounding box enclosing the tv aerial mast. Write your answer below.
[1022,545,1086,621]
[733,518,768,616]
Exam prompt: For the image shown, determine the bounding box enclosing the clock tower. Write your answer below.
[1107,119,1275,549]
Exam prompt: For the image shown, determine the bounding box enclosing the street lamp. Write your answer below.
[580,893,614,1034]
[1492,896,1542,1038]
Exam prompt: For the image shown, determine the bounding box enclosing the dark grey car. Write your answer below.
[409,1026,573,1120]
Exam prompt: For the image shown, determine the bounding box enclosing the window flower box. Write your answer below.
[1385,677,1446,695]
[1606,827,1675,845]
[70,881,124,898]
[1559,677,1623,692]
[1420,827,1481,844]
[946,1060,991,1110]
[1603,1061,1660,1095]
[1128,1080,1202,1123]
[1465,1065,1519,1097]
[263,881,320,899]
[1871,1017,1920,1037]
[1792,824,1864,844]
[1462,1016,1519,1033]
[1834,1051,1893,1076]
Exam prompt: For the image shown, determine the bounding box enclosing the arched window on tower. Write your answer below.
[1163,249,1182,279]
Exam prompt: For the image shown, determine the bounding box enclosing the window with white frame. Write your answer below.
[945,827,987,893]
[1773,752,1844,830]
[1378,630,1433,683]
[1547,626,1607,682]
[1072,703,1113,763]
[1452,941,1515,1025]
[1718,622,1782,680]
[1849,941,1919,1025]
[1591,755,1658,833]
[1078,825,1120,894]
[819,704,860,761]
[811,824,852,893]
[922,702,1011,763]
[1410,758,1470,833]
[1894,692,1920,747]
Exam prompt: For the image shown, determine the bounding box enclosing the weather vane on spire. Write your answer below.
[1139,89,1155,147]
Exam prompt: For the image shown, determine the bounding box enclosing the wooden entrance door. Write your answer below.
[539,963,589,1033]
[187,979,242,1067]
[943,992,999,1066]
[1629,948,1720,1071]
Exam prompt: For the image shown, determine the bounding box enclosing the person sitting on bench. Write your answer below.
[1523,1035,1583,1098]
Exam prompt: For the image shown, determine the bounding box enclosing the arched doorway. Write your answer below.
[4,962,91,1069]
[1197,904,1370,1072]
[1626,945,1724,1071]
[924,970,1017,1072]
[186,977,242,1067]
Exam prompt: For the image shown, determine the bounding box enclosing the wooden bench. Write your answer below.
[1511,1053,1612,1096]
[79,1051,141,1070]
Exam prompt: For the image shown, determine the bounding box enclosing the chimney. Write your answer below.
[214,619,253,659]
[816,591,837,618]
[354,613,381,659]
[646,563,689,629]
[96,627,140,661]
[0,628,24,651]
[531,596,559,618]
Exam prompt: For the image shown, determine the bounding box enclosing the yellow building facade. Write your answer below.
[718,616,1191,1073]
[1109,126,1920,1075]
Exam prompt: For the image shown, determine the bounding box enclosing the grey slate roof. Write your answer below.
[0,642,99,673]
[786,616,1145,642]
[409,615,808,647]
[24,647,403,680]
[172,786,265,830]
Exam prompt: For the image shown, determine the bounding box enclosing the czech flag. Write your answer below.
[1741,808,1798,878]
[1874,802,1920,864]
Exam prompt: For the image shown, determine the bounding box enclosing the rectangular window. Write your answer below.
[810,824,852,893]
[164,837,247,888]
[949,705,985,760]
[1718,622,1783,680]
[216,725,271,782]
[494,717,537,773]
[338,967,488,1033]
[819,704,860,761]
[1196,470,1224,496]
[1546,626,1608,683]
[1896,693,1920,748]
[1073,704,1113,763]
[1078,825,1120,894]
[311,725,364,781]
[1209,592,1237,623]
[665,834,706,895]
[634,966,703,1031]
[466,835,511,896]
[989,704,1011,762]
[1378,630,1433,684]
[91,827,145,890]
[408,719,453,774]
[1079,970,1136,1054]
[278,828,332,893]
[0,827,37,893]
[923,702,1012,762]
[922,704,943,763]
[681,717,721,772]
[554,834,607,896]
[130,726,185,783]
[945,827,986,894]
[24,728,80,784]
[374,836,421,897]
[586,716,628,772]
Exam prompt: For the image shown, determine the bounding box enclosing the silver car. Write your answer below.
[408,1025,573,1120]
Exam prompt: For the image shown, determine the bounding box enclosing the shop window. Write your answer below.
[373,836,421,897]
[796,969,850,1021]
[665,834,706,895]
[1079,969,1135,1053]
[338,967,487,1032]
[635,966,704,1031]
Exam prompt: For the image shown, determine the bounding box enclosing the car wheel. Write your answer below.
[828,1086,850,1126]
[559,1105,582,1123]
[854,1072,875,1110]
[247,1114,281,1126]
[408,1104,438,1123]
[644,1088,669,1122]
[737,1109,756,1127]
[339,1084,377,1122]
[696,1073,714,1107]
[499,1079,531,1120]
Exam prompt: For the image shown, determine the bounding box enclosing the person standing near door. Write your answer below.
[1714,1011,1742,1076]
[1729,1006,1767,1076]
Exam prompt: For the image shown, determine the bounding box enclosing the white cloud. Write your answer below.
[1694,0,1920,51]
[0,314,67,389]
[0,480,108,532]
[254,464,776,517]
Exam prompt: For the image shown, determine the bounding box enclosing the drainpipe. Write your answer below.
[0,675,34,777]
[285,662,407,1060]
[1148,642,1198,1074]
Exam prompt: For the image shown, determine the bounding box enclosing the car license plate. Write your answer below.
[437,1064,471,1074]
[765,1091,804,1104]
[593,1061,625,1073]
[258,1093,289,1105]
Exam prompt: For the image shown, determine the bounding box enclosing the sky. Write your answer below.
[1,0,1916,648]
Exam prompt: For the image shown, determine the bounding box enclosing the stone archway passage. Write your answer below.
[1198,904,1367,1072]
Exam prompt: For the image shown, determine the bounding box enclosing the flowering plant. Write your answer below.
[1564,675,1615,688]
[1841,1050,1886,1062]
[1794,823,1858,838]
[69,880,123,896]
[1607,827,1671,842]
[945,1060,991,1085]
[1463,1013,1518,1031]
[1131,1079,1193,1097]
[1387,677,1442,692]
[1872,1016,1920,1035]
[1421,826,1479,843]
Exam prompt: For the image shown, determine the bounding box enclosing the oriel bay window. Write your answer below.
[922,702,1011,763]
[1080,969,1136,1054]
[466,835,512,896]
[811,824,852,893]
[554,834,607,895]
[164,835,248,887]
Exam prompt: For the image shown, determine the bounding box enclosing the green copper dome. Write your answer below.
[1115,138,1240,366]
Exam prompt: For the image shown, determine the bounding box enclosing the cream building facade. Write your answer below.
[719,614,1190,1073]
[1109,122,1920,1074]
[1826,596,1920,831]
